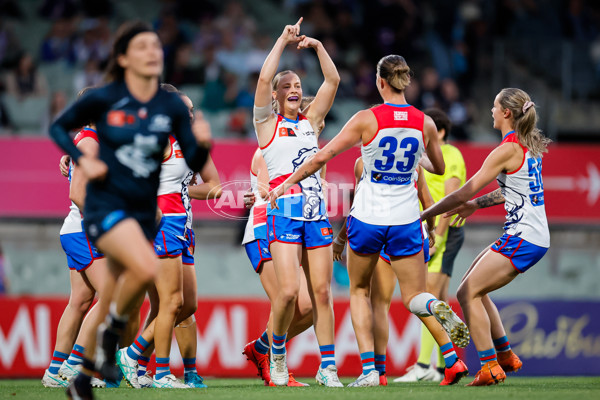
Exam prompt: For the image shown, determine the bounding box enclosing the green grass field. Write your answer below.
[2,377,600,400]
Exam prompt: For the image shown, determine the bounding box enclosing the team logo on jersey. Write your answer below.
[107,110,137,127]
[279,127,297,137]
[148,114,172,132]
[138,107,148,119]
[394,111,408,121]
[175,150,184,158]
[115,134,161,177]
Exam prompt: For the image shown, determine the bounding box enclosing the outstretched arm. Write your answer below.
[445,188,505,227]
[302,37,340,133]
[255,18,304,109]
[421,144,517,221]
[269,109,372,206]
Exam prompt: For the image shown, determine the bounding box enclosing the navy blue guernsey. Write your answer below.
[49,81,210,240]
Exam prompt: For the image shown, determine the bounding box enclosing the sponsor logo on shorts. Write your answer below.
[321,227,333,236]
[281,233,301,240]
[494,239,502,247]
[155,245,163,252]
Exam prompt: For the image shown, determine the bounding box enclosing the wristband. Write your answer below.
[333,237,346,246]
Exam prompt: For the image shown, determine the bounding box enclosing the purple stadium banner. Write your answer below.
[465,300,600,376]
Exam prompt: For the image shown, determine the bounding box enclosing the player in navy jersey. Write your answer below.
[49,21,211,399]
[117,84,219,389]
[254,18,342,387]
[270,55,470,387]
[421,88,551,386]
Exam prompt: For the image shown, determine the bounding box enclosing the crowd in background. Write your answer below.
[0,0,599,138]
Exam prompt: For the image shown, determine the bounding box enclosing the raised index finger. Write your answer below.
[295,17,303,27]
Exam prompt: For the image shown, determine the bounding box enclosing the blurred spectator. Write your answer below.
[0,17,21,68]
[201,70,227,112]
[192,15,221,53]
[155,7,190,83]
[73,18,112,66]
[404,80,422,110]
[38,0,79,20]
[353,58,377,104]
[216,30,249,77]
[419,67,442,110]
[223,71,253,110]
[41,91,68,134]
[300,2,334,38]
[4,52,48,100]
[200,44,221,84]
[168,43,204,86]
[244,34,271,75]
[73,59,103,94]
[439,78,470,140]
[214,0,256,48]
[40,19,76,64]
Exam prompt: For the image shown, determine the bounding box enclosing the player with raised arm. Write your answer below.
[270,54,470,387]
[253,18,342,387]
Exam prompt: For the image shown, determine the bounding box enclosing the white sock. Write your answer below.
[409,292,437,317]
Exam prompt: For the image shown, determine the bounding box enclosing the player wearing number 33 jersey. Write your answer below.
[350,103,425,226]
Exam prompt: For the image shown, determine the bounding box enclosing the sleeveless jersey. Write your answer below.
[496,132,549,248]
[157,135,194,235]
[350,104,425,225]
[242,169,268,244]
[60,128,99,235]
[50,81,209,219]
[260,113,326,221]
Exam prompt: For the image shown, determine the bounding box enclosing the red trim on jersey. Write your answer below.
[157,193,186,213]
[73,128,99,145]
[501,132,527,175]
[260,115,282,150]
[363,109,381,146]
[365,104,425,147]
[253,204,268,225]
[268,173,302,194]
[250,169,257,177]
